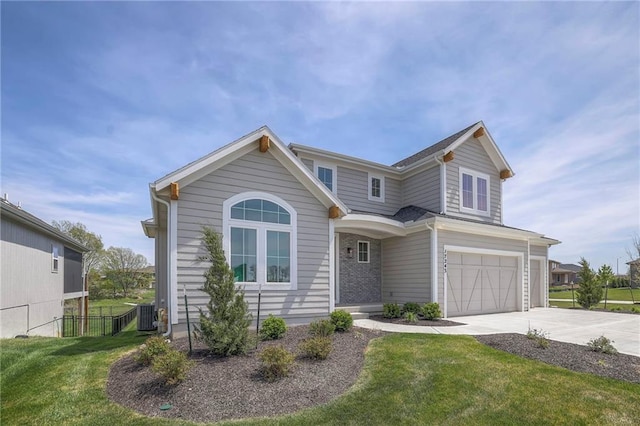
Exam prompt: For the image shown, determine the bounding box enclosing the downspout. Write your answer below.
[433,151,446,215]
[150,186,172,337]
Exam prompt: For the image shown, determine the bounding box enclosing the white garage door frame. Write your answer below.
[529,255,547,309]
[443,245,524,318]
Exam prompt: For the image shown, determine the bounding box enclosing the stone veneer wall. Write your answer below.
[338,232,381,304]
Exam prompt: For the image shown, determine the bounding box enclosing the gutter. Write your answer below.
[149,185,172,338]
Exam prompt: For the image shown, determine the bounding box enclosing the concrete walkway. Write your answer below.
[354,308,640,357]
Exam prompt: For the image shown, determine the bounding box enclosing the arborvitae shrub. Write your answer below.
[260,314,287,340]
[194,227,252,356]
[330,310,353,332]
[308,319,335,337]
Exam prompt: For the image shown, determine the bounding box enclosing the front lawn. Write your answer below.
[550,287,640,302]
[549,300,640,313]
[2,331,639,425]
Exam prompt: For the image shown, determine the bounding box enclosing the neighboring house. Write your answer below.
[549,260,581,285]
[628,258,640,288]
[142,121,559,336]
[1,199,88,338]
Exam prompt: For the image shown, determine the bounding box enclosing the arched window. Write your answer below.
[223,193,297,289]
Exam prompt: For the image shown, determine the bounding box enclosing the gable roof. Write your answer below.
[392,123,478,167]
[392,121,514,176]
[151,126,348,215]
[0,200,88,252]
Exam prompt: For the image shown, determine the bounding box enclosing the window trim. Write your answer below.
[367,173,385,202]
[314,161,337,194]
[357,240,370,264]
[51,244,59,273]
[223,192,297,290]
[459,167,491,217]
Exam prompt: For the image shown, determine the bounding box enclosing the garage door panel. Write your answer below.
[447,251,519,316]
[530,259,541,308]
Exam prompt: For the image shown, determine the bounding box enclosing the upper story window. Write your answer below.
[223,192,297,289]
[459,167,490,216]
[368,173,385,202]
[314,162,336,194]
[51,244,59,273]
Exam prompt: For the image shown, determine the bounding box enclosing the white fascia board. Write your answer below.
[434,216,544,240]
[290,144,401,176]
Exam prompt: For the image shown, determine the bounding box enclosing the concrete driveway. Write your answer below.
[354,308,640,356]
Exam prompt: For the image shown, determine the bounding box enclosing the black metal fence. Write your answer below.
[62,307,137,337]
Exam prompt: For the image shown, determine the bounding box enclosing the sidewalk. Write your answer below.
[549,299,636,305]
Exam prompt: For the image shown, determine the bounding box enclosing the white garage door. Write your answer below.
[447,252,519,316]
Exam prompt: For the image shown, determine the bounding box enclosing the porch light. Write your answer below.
[346,247,353,258]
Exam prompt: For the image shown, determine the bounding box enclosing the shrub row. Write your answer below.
[383,302,442,320]
[135,336,194,385]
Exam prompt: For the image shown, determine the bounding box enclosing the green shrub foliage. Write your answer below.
[330,310,353,332]
[260,314,287,340]
[576,258,603,309]
[298,336,332,360]
[402,302,421,315]
[259,345,295,381]
[422,302,442,320]
[403,311,418,324]
[383,303,401,318]
[587,335,618,355]
[309,319,336,337]
[134,336,170,366]
[194,227,252,356]
[151,348,194,385]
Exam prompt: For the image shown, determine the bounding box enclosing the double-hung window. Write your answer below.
[368,173,385,202]
[51,244,59,273]
[459,168,490,216]
[358,241,370,263]
[224,193,297,289]
[314,162,336,193]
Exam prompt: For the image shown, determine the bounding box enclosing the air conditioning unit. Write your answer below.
[137,304,156,331]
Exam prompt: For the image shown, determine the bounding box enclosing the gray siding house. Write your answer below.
[143,122,559,336]
[1,200,87,338]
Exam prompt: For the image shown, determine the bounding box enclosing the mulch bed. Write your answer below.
[368,315,464,326]
[107,326,640,424]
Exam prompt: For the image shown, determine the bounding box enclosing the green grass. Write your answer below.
[550,287,640,302]
[550,300,640,313]
[2,332,639,425]
[66,290,156,316]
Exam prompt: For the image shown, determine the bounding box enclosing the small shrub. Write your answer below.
[383,303,401,318]
[330,310,353,332]
[134,336,170,366]
[587,335,618,355]
[422,302,442,320]
[609,306,622,312]
[526,328,550,349]
[260,314,287,340]
[403,311,418,323]
[309,319,335,337]
[298,336,332,360]
[631,307,639,314]
[259,345,295,381]
[151,348,194,385]
[402,302,421,315]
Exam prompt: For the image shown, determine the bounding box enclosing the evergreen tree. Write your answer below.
[575,258,603,309]
[194,227,252,356]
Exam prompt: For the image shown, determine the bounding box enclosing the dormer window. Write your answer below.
[459,167,490,216]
